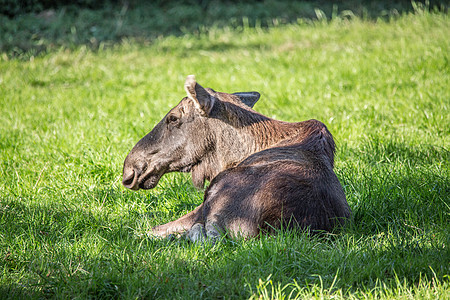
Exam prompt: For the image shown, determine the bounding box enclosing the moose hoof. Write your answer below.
[187,223,206,243]
[205,223,222,244]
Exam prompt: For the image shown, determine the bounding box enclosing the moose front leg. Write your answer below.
[149,204,203,237]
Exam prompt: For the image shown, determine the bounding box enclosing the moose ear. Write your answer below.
[184,75,215,116]
[232,92,261,108]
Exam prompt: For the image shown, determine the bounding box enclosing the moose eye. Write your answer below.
[167,114,179,124]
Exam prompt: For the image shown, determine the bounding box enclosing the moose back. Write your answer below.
[122,75,351,242]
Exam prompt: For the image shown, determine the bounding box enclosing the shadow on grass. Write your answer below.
[1,0,447,59]
[1,184,448,299]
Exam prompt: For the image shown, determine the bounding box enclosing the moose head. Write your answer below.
[122,75,261,190]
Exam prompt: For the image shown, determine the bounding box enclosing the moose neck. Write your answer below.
[215,114,300,165]
[191,102,302,188]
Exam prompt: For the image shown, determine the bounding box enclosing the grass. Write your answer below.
[0,3,449,299]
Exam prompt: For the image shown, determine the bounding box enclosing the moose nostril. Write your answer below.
[122,169,137,188]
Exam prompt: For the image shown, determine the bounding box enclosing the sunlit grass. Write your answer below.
[0,9,449,299]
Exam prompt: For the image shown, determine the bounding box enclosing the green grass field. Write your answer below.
[1,4,449,299]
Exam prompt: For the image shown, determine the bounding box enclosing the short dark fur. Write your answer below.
[122,76,351,240]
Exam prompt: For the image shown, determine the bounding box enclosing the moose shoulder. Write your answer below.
[122,75,351,242]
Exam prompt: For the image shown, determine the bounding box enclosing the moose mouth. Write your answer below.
[139,174,161,190]
[123,161,198,191]
[140,162,199,189]
[122,168,164,190]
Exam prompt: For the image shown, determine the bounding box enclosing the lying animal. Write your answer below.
[122,75,351,242]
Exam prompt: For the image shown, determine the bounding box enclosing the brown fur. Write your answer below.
[122,76,351,241]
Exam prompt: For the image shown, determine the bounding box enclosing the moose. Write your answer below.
[122,75,351,242]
